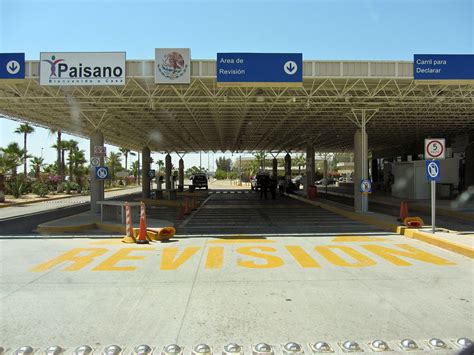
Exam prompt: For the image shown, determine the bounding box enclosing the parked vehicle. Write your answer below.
[251,171,270,191]
[190,173,208,190]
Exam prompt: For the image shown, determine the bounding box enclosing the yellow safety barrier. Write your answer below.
[403,216,424,228]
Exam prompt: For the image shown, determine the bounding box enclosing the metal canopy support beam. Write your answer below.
[165,153,172,190]
[142,146,151,198]
[178,158,184,192]
[305,144,315,196]
[284,153,292,181]
[350,109,377,213]
[89,130,104,213]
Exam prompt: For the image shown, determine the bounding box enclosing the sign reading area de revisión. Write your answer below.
[40,52,126,86]
[217,53,303,87]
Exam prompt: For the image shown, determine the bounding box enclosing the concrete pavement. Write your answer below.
[0,234,472,353]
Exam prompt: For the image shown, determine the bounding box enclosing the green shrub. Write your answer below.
[7,177,29,198]
[32,181,48,197]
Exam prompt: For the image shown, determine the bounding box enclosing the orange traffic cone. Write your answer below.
[398,201,408,222]
[136,202,149,244]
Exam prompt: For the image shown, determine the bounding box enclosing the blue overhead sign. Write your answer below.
[426,160,440,182]
[414,54,474,81]
[0,53,25,79]
[217,53,302,86]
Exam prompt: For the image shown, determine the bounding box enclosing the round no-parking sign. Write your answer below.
[425,138,445,159]
[90,157,100,167]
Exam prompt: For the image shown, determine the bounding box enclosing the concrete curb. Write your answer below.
[0,186,139,209]
[287,193,474,259]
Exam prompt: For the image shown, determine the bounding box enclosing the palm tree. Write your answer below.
[14,123,35,176]
[70,148,87,186]
[64,140,78,181]
[254,151,267,169]
[293,154,306,174]
[31,156,44,179]
[119,147,135,171]
[106,152,122,185]
[156,159,164,173]
[0,150,18,202]
[51,140,68,177]
[2,143,24,178]
[131,160,139,180]
[49,128,62,177]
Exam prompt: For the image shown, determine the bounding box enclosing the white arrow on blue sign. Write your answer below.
[0,53,25,79]
[426,160,440,181]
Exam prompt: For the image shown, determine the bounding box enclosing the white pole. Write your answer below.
[431,179,436,234]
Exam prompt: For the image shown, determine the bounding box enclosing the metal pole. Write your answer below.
[199,151,202,170]
[431,179,436,234]
[361,110,368,213]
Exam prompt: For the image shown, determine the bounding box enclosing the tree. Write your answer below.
[49,128,62,177]
[156,159,164,173]
[293,154,306,174]
[0,150,18,202]
[51,140,68,177]
[131,160,139,179]
[64,140,78,181]
[2,143,24,178]
[30,156,44,179]
[119,147,135,171]
[247,159,260,177]
[254,151,267,169]
[69,148,87,186]
[216,157,232,172]
[106,152,122,184]
[14,123,35,176]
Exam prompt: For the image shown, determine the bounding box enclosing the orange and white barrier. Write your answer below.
[121,202,136,243]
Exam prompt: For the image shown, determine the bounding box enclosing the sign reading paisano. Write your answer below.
[40,52,126,86]
[217,53,303,87]
[414,54,474,82]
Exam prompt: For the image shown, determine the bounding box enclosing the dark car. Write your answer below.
[251,171,270,191]
[190,173,208,190]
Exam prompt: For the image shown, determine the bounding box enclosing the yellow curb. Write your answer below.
[288,193,474,259]
[37,223,97,233]
[96,222,126,233]
[404,229,474,259]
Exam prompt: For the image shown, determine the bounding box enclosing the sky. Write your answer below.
[0,0,472,171]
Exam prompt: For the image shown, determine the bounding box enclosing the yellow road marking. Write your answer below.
[160,247,201,270]
[285,245,320,268]
[362,244,456,266]
[315,245,377,267]
[205,246,224,269]
[31,248,109,272]
[236,246,284,268]
[93,248,154,271]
